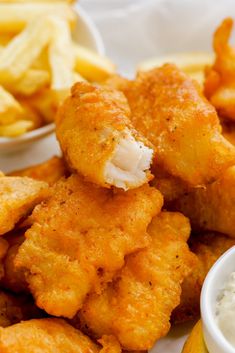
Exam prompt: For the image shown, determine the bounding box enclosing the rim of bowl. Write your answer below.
[0,4,105,147]
[201,245,235,353]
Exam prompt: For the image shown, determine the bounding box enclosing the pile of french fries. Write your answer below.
[0,0,115,138]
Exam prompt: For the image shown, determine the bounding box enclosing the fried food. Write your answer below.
[56,82,154,190]
[138,51,214,86]
[0,318,121,353]
[0,16,53,83]
[182,320,208,353]
[74,44,115,82]
[109,65,235,186]
[173,166,235,238]
[15,174,163,318]
[0,3,75,33]
[172,232,235,323]
[204,18,235,121]
[49,16,75,94]
[1,231,27,293]
[0,85,23,125]
[78,212,195,350]
[0,176,48,236]
[0,238,8,280]
[0,291,42,328]
[222,119,235,145]
[9,156,67,185]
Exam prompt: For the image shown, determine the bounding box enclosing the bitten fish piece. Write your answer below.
[56,82,154,190]
[172,232,235,323]
[0,318,121,353]
[78,212,195,350]
[9,156,67,185]
[15,174,163,318]
[0,176,49,235]
[110,65,235,186]
[173,166,235,238]
[204,18,235,121]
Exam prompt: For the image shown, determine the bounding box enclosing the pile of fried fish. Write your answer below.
[1,17,235,353]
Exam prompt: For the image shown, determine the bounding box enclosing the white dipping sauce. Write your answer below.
[216,272,235,348]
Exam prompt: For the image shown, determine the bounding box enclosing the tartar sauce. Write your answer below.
[216,272,235,348]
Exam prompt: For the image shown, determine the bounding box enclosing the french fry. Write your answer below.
[32,49,50,71]
[9,69,50,96]
[49,16,75,92]
[31,89,58,123]
[74,44,116,82]
[0,34,14,46]
[138,52,214,73]
[0,3,75,33]
[0,120,33,137]
[0,16,53,83]
[18,99,44,130]
[0,86,23,125]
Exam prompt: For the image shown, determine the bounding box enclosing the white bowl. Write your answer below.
[201,246,235,353]
[0,4,105,154]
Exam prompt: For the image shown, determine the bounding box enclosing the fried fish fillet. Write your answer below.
[0,291,42,328]
[0,176,49,235]
[1,232,27,293]
[78,212,195,350]
[204,18,235,121]
[56,82,154,190]
[0,318,121,353]
[9,156,67,185]
[15,174,163,318]
[173,166,235,238]
[107,65,235,186]
[172,232,235,323]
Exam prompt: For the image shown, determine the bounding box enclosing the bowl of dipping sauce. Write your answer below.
[201,245,235,353]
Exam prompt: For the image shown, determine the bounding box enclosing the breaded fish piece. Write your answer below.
[172,232,235,323]
[110,65,235,186]
[173,166,235,237]
[204,18,235,121]
[1,232,27,293]
[0,318,121,353]
[15,174,163,318]
[0,176,49,235]
[78,212,195,351]
[0,291,42,328]
[56,82,154,190]
[9,156,67,185]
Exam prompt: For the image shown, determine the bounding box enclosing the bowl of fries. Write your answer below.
[0,0,115,153]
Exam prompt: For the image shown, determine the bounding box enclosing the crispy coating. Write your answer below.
[151,166,190,204]
[172,232,235,323]
[9,156,67,185]
[173,166,235,237]
[0,176,49,236]
[1,232,27,293]
[78,212,195,350]
[56,82,153,189]
[15,174,163,318]
[0,291,42,328]
[0,318,121,353]
[109,65,235,186]
[204,18,235,121]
